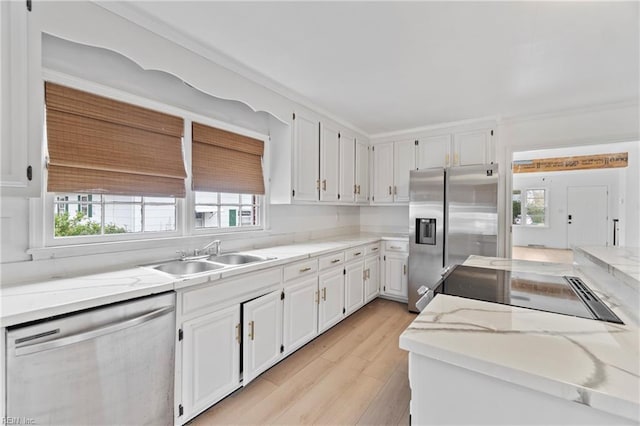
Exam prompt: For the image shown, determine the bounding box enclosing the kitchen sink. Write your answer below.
[153,260,225,276]
[207,253,267,265]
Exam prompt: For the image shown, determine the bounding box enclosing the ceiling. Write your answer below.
[116,1,638,135]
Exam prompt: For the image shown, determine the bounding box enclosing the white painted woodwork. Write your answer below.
[355,140,369,203]
[365,243,380,256]
[384,240,409,252]
[372,142,394,203]
[318,251,344,270]
[320,122,340,202]
[181,304,240,421]
[344,260,365,316]
[318,267,345,333]
[417,134,452,169]
[345,246,365,262]
[283,258,318,282]
[567,185,609,247]
[293,112,320,202]
[384,252,408,298]
[393,139,415,202]
[1,1,42,197]
[453,129,491,166]
[339,133,356,203]
[364,255,380,303]
[242,291,283,384]
[283,276,319,355]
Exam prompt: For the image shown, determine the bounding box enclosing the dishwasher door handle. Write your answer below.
[15,305,175,357]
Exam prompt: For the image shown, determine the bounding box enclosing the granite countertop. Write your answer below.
[0,233,406,327]
[400,255,640,423]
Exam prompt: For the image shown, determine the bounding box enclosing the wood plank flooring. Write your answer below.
[512,246,574,264]
[189,298,416,425]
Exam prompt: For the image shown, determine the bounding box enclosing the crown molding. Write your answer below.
[370,115,501,141]
[500,98,639,125]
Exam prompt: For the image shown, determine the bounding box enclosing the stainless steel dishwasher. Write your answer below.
[6,292,176,425]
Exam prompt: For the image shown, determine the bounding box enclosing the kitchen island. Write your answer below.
[400,255,640,425]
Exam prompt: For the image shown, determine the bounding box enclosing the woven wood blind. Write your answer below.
[45,82,187,197]
[192,122,265,194]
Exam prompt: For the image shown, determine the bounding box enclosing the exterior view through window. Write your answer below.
[54,194,176,237]
[194,192,261,229]
[512,189,547,226]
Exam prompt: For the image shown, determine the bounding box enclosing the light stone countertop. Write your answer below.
[400,255,640,423]
[574,245,640,287]
[0,233,407,327]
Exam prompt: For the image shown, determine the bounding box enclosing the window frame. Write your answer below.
[36,69,269,251]
[193,192,263,232]
[512,187,549,228]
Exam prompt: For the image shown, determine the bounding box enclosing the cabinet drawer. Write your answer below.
[284,258,318,282]
[365,243,381,256]
[319,251,345,270]
[384,241,409,252]
[345,246,366,262]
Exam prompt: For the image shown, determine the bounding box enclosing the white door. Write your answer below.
[320,122,340,202]
[318,267,345,333]
[393,140,416,202]
[344,261,365,315]
[282,276,319,355]
[339,133,356,203]
[416,134,451,169]
[355,140,369,203]
[453,129,491,166]
[293,112,319,201]
[181,305,240,419]
[364,256,380,303]
[372,142,394,203]
[567,186,609,248]
[242,291,283,384]
[384,253,408,298]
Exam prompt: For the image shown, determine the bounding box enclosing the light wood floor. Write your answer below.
[512,246,574,264]
[189,298,416,425]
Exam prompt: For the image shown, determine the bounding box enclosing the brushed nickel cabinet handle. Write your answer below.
[315,291,319,304]
[236,324,241,344]
[394,186,397,195]
[390,245,401,249]
[354,184,358,194]
[331,259,341,264]
[388,186,392,195]
[249,321,255,341]
[322,179,327,191]
[300,266,312,273]
[445,153,450,166]
[354,252,362,256]
[371,247,379,251]
[316,179,320,190]
[363,270,367,280]
[357,185,361,194]
[403,264,407,275]
[322,287,327,301]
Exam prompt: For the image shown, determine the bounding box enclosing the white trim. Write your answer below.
[370,115,500,140]
[500,99,639,125]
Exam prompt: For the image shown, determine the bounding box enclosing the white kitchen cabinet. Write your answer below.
[283,276,319,355]
[242,290,283,384]
[453,129,493,166]
[318,266,345,333]
[292,112,320,202]
[320,122,340,202]
[355,140,369,203]
[371,142,395,203]
[181,305,240,421]
[416,134,452,169]
[383,252,409,299]
[393,140,415,202]
[364,255,380,303]
[344,260,365,316]
[339,133,356,203]
[0,1,42,197]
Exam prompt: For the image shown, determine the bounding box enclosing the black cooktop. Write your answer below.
[434,265,623,324]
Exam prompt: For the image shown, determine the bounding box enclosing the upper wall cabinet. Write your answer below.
[1,1,43,197]
[371,140,415,204]
[292,112,320,202]
[354,140,369,204]
[416,128,494,169]
[320,123,340,202]
[339,133,356,203]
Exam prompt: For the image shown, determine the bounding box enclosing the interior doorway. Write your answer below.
[567,185,608,248]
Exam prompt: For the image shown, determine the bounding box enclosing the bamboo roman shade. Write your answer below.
[45,82,187,197]
[192,122,265,194]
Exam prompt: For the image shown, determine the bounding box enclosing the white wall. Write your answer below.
[360,206,409,234]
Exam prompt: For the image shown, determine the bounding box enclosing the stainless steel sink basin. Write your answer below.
[153,260,224,276]
[207,253,266,265]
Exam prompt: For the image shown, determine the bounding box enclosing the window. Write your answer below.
[53,194,176,237]
[194,192,261,229]
[512,189,547,226]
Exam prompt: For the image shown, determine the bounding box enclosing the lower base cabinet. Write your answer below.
[283,276,319,355]
[383,252,408,299]
[345,260,365,315]
[181,304,240,420]
[364,255,380,302]
[318,266,346,333]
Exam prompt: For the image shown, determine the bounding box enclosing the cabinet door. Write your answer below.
[364,255,380,303]
[372,142,394,203]
[384,253,408,298]
[344,260,365,315]
[320,122,340,202]
[283,276,319,355]
[293,112,319,201]
[417,135,452,169]
[355,140,369,203]
[182,305,240,419]
[453,129,491,166]
[243,291,283,384]
[339,133,356,203]
[393,140,415,203]
[318,267,345,333]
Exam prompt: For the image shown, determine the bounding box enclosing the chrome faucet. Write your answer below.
[200,239,222,256]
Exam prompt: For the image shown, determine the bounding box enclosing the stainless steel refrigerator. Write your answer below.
[408,164,499,312]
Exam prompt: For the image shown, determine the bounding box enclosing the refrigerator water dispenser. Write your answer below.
[416,218,436,245]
